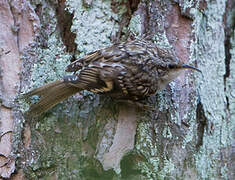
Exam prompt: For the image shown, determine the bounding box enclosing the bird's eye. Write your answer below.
[168,64,175,69]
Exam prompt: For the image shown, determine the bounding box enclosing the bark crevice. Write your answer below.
[196,100,207,150]
[49,0,77,53]
[223,0,234,109]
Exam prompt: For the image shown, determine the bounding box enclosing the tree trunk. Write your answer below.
[0,0,234,179]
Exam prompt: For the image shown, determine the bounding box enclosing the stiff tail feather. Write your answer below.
[25,80,80,115]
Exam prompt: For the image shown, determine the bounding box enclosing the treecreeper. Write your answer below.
[25,39,201,115]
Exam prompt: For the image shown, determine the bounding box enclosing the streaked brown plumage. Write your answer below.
[25,39,201,115]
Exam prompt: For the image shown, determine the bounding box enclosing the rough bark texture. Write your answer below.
[0,0,234,179]
[0,0,39,179]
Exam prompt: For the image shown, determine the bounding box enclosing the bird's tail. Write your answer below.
[25,80,80,116]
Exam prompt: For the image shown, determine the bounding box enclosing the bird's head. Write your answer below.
[158,62,201,89]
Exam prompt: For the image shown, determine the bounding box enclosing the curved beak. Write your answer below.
[181,64,202,73]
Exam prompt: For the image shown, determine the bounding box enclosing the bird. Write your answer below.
[25,39,201,115]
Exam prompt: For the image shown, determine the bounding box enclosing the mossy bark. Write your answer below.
[0,0,233,179]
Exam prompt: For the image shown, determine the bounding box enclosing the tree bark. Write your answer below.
[0,0,234,179]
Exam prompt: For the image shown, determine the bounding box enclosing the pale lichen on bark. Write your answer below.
[188,0,234,179]
[7,0,234,179]
[227,29,235,179]
[130,0,234,179]
[66,0,120,55]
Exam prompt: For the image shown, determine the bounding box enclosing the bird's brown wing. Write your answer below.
[65,66,117,94]
[65,40,150,73]
[66,50,102,73]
